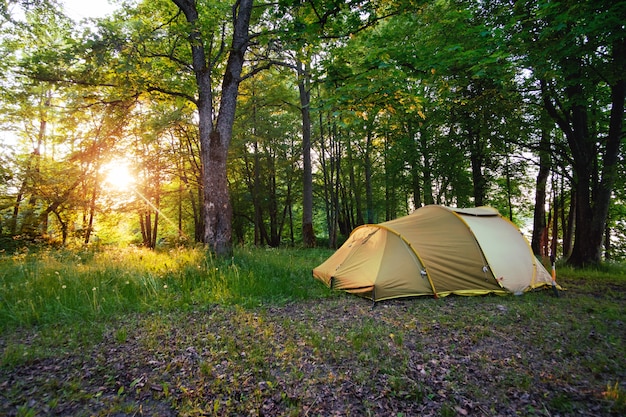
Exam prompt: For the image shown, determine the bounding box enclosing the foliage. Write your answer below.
[0,0,623,265]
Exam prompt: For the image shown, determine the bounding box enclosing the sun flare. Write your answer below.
[102,160,135,192]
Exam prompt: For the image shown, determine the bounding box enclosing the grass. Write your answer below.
[0,245,624,416]
[0,245,334,331]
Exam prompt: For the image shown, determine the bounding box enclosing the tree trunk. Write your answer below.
[468,133,486,207]
[181,133,204,243]
[563,189,575,257]
[604,221,611,260]
[19,94,48,238]
[84,171,100,245]
[565,103,599,267]
[152,193,160,249]
[139,212,148,247]
[541,38,625,267]
[550,190,559,258]
[297,61,316,248]
[173,0,253,257]
[53,211,68,245]
[319,113,333,246]
[420,128,434,207]
[10,183,25,235]
[531,127,551,256]
[365,131,374,224]
[347,138,363,227]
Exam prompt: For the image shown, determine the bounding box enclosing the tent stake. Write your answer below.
[550,255,559,298]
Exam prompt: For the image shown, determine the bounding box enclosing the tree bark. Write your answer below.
[173,0,253,257]
[541,40,626,267]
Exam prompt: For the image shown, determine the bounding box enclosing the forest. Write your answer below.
[0,0,624,266]
[1,2,625,415]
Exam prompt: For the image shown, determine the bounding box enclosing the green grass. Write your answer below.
[0,245,334,331]
[0,246,624,416]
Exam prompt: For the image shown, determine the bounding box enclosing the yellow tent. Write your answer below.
[313,205,554,301]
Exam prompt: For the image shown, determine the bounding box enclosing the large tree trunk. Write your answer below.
[541,40,625,267]
[173,0,253,257]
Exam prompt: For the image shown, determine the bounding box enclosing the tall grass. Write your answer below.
[557,260,626,282]
[3,244,623,333]
[0,245,334,331]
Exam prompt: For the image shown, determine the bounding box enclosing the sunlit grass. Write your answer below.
[0,245,334,331]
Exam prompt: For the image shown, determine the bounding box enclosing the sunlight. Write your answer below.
[102,160,135,192]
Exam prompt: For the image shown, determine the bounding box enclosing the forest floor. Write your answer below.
[1,277,625,417]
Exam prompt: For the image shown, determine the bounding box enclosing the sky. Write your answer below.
[62,0,119,21]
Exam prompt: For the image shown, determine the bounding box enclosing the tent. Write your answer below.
[313,205,554,301]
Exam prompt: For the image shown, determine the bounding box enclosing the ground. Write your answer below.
[1,280,624,416]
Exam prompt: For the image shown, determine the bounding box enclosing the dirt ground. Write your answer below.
[1,283,624,416]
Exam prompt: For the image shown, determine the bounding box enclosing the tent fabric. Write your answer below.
[313,205,553,301]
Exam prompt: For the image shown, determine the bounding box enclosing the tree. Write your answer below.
[510,0,626,267]
[230,70,301,246]
[0,3,123,245]
[169,0,254,256]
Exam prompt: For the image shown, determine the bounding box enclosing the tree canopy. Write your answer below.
[0,0,624,266]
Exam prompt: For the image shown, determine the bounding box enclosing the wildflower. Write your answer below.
[92,287,97,292]
[163,284,168,289]
[62,285,67,289]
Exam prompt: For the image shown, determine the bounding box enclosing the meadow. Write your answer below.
[0,245,333,330]
[0,245,624,416]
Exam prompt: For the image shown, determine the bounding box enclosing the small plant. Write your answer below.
[15,405,36,417]
[114,328,128,343]
[603,381,626,413]
[1,343,30,369]
[549,393,575,414]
